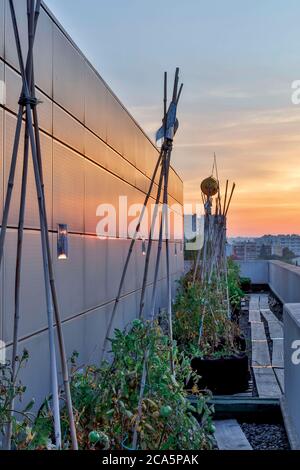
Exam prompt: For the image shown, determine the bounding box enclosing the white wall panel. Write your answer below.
[0,107,3,341]
[4,112,53,230]
[83,236,107,311]
[53,141,84,233]
[5,0,28,72]
[134,169,148,194]
[4,64,21,114]
[85,160,119,236]
[106,92,124,156]
[122,239,138,294]
[85,67,107,141]
[0,0,4,60]
[14,303,109,410]
[53,26,85,122]
[35,89,53,134]
[123,118,137,167]
[106,239,125,301]
[33,6,53,97]
[107,146,136,187]
[5,65,52,134]
[0,107,3,215]
[53,104,84,154]
[84,128,107,169]
[53,233,84,320]
[3,229,53,343]
[1,0,184,406]
[136,130,146,175]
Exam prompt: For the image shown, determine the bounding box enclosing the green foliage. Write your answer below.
[0,349,35,449]
[1,324,214,450]
[58,321,214,450]
[240,277,251,292]
[227,258,244,310]
[173,274,240,358]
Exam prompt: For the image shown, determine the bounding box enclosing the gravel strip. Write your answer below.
[240,423,290,450]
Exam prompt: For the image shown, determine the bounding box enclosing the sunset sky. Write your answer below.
[47,0,300,237]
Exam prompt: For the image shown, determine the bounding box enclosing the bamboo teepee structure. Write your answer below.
[0,0,77,450]
[193,155,236,342]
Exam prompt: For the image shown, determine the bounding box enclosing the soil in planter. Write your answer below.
[190,353,250,395]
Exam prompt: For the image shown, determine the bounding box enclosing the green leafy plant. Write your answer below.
[173,263,242,358]
[0,349,36,449]
[56,321,214,450]
[227,258,245,311]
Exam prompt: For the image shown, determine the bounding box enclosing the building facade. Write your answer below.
[0,0,184,406]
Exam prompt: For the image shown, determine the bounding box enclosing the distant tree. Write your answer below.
[282,247,295,260]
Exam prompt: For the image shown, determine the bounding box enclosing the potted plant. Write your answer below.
[173,270,249,395]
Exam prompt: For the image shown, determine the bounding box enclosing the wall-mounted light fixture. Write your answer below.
[142,237,146,256]
[57,224,68,260]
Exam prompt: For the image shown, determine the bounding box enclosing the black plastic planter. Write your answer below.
[190,353,249,395]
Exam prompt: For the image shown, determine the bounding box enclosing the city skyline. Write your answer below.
[46,0,300,237]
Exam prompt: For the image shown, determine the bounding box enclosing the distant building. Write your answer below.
[260,234,300,256]
[272,243,283,257]
[233,241,259,261]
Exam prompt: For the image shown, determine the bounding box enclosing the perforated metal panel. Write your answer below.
[0,0,4,60]
[35,89,53,134]
[106,146,136,187]
[4,112,53,230]
[53,104,84,154]
[5,0,28,72]
[85,159,119,235]
[105,239,125,301]
[85,66,107,141]
[135,129,146,175]
[4,63,21,114]
[53,233,85,320]
[3,229,52,343]
[1,0,184,404]
[106,91,124,156]
[53,141,84,233]
[53,26,85,122]
[84,128,107,169]
[0,95,3,216]
[7,302,109,410]
[33,6,53,97]
[83,235,108,311]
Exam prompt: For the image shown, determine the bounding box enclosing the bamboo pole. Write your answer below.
[5,0,33,449]
[162,145,174,375]
[139,153,165,318]
[225,183,236,216]
[132,70,182,449]
[8,0,62,448]
[223,180,229,216]
[139,72,169,319]
[100,150,163,362]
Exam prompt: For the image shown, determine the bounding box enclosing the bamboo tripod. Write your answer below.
[192,159,235,343]
[99,69,183,450]
[101,69,183,364]
[0,0,77,450]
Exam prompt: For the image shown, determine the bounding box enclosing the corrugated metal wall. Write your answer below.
[0,0,184,405]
